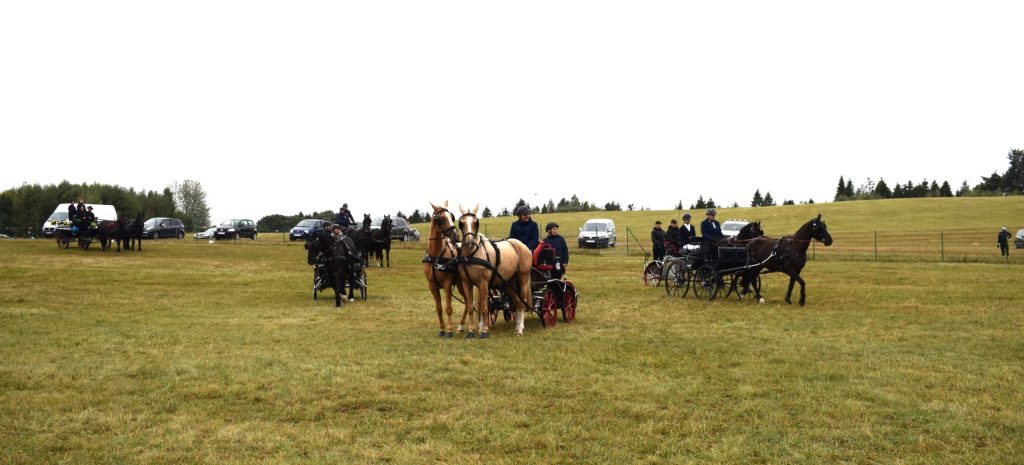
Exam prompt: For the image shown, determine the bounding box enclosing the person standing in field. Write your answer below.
[998,226,1010,257]
[665,219,681,256]
[651,221,666,261]
[679,213,696,244]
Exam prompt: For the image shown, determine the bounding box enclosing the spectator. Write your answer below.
[998,226,1010,257]
[651,221,666,261]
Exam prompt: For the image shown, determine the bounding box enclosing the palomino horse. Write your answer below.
[422,202,471,337]
[456,204,533,338]
[742,214,833,305]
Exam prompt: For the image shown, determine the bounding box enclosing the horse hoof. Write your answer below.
[349,298,354,302]
[480,333,489,339]
[447,332,454,338]
[758,298,766,304]
[465,333,476,339]
[438,331,446,337]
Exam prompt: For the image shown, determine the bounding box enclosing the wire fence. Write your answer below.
[624,227,1024,265]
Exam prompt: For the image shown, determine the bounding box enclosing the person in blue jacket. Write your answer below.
[541,222,569,278]
[509,206,539,250]
[335,204,355,228]
[700,208,724,242]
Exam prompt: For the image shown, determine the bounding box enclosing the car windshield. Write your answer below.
[582,223,607,232]
[144,219,159,227]
[205,227,217,233]
[47,212,69,221]
[297,219,320,227]
[371,218,384,227]
[723,223,745,232]
[219,220,238,226]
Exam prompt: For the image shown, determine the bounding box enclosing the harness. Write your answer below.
[457,212,531,308]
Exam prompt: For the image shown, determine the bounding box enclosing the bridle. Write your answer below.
[458,212,482,257]
[431,209,458,242]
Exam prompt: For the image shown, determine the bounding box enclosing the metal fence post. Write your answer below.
[940,231,944,262]
[874,230,878,261]
[626,227,630,255]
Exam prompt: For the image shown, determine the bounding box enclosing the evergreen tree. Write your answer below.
[875,178,892,198]
[1005,148,1024,193]
[762,192,775,207]
[751,189,763,207]
[706,198,717,209]
[408,209,423,223]
[674,200,683,210]
[835,176,847,201]
[845,180,855,198]
[694,196,706,209]
[482,207,492,218]
[939,181,953,197]
[955,180,970,197]
[929,180,940,196]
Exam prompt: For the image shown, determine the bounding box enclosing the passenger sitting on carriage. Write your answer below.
[680,213,696,243]
[665,219,682,255]
[534,222,569,279]
[700,208,725,256]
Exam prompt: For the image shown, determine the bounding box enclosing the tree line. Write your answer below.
[0,180,211,237]
[834,149,1023,202]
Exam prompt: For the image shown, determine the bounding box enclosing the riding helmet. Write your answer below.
[706,208,716,216]
[516,206,531,216]
[682,213,691,220]
[545,222,559,232]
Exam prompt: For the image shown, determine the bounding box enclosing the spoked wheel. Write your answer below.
[692,265,720,301]
[313,273,320,301]
[663,261,684,298]
[643,261,663,286]
[541,288,558,328]
[562,286,576,322]
[489,306,499,326]
[358,269,367,300]
[57,234,69,250]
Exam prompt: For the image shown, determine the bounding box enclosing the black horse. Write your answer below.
[369,215,393,268]
[741,215,833,305]
[305,229,359,307]
[114,213,144,252]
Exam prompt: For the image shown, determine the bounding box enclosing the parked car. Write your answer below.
[721,219,749,238]
[214,219,257,240]
[0,234,11,239]
[578,219,616,248]
[144,217,186,239]
[1016,229,1024,249]
[194,227,217,240]
[289,219,331,241]
[370,216,420,241]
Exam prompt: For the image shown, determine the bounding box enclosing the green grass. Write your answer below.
[2,197,1024,464]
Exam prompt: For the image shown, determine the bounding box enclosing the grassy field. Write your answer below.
[2,197,1023,464]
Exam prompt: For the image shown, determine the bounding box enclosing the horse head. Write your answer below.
[381,215,393,235]
[810,214,833,246]
[362,214,371,229]
[457,203,481,256]
[737,221,764,241]
[430,202,459,242]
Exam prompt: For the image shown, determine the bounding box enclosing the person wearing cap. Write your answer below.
[665,219,682,255]
[82,205,97,231]
[509,206,539,250]
[651,221,666,261]
[335,204,355,229]
[540,222,569,278]
[701,208,724,242]
[998,226,1011,257]
[679,213,696,244]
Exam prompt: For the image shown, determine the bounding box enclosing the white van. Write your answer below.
[41,203,118,237]
[577,219,616,248]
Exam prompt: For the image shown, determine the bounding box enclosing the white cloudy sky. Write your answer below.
[2,1,1021,221]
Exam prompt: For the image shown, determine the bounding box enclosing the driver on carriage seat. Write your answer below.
[534,222,568,279]
[509,206,539,250]
[701,208,725,257]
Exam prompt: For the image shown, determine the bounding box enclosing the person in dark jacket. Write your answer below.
[67,202,78,223]
[665,219,681,255]
[651,221,666,261]
[540,222,569,278]
[509,206,539,250]
[998,226,1010,257]
[700,208,724,242]
[679,213,696,244]
[335,204,355,228]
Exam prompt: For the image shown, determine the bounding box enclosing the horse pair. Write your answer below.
[423,202,532,339]
[350,214,392,267]
[86,213,144,252]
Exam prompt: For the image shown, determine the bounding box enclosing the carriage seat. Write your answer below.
[533,241,558,271]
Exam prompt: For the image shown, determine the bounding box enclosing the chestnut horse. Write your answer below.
[742,215,833,305]
[422,202,471,337]
[456,204,533,338]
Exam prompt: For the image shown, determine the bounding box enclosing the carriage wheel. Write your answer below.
[358,269,367,300]
[541,288,558,328]
[663,261,688,298]
[643,261,662,287]
[489,305,499,327]
[57,234,69,250]
[692,265,719,301]
[312,273,319,301]
[562,287,576,322]
[502,306,512,322]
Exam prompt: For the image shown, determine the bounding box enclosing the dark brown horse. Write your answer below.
[742,215,832,305]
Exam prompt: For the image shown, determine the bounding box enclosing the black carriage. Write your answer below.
[487,242,578,328]
[663,238,761,301]
[55,222,99,251]
[313,257,367,301]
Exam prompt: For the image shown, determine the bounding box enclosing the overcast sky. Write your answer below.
[2,1,1022,222]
